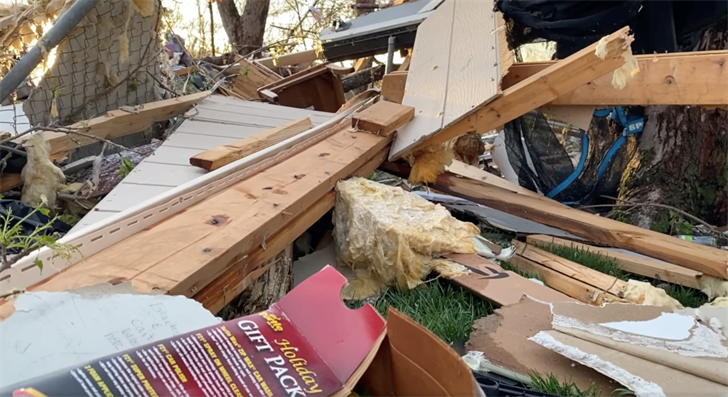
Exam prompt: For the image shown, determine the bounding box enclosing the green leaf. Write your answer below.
[39,207,51,216]
[120,156,135,177]
[34,258,43,271]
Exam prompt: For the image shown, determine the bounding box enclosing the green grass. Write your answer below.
[500,259,545,283]
[369,278,494,344]
[529,372,601,397]
[534,242,709,308]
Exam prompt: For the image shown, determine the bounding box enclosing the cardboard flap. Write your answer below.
[386,307,478,397]
[276,265,386,383]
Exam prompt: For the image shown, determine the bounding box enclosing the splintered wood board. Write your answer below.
[232,58,282,100]
[351,101,415,136]
[389,0,500,160]
[12,126,391,303]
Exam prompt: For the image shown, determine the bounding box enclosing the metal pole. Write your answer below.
[385,36,396,74]
[0,0,101,104]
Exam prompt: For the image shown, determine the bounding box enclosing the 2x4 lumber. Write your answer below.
[378,162,728,280]
[196,145,388,313]
[0,174,23,192]
[17,91,211,159]
[352,101,415,136]
[509,255,624,305]
[381,71,407,104]
[16,126,391,303]
[526,235,702,288]
[512,240,628,295]
[257,49,319,69]
[446,160,542,198]
[503,51,728,106]
[189,117,314,171]
[397,26,634,158]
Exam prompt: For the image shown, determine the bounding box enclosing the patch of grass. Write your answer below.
[529,372,601,397]
[373,278,494,344]
[663,284,709,308]
[536,243,627,280]
[500,259,545,283]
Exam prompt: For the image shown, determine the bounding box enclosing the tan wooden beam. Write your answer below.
[399,26,633,158]
[378,162,728,280]
[525,235,702,288]
[509,255,625,305]
[190,117,314,171]
[381,71,407,104]
[503,51,728,106]
[446,160,542,198]
[0,174,23,192]
[15,92,211,160]
[351,101,414,136]
[257,49,320,69]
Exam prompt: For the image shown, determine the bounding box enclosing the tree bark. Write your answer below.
[618,18,727,231]
[216,0,270,54]
[342,65,384,92]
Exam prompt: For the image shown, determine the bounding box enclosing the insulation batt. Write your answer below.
[333,177,478,299]
[21,133,66,209]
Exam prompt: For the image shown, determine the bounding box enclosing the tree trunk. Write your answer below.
[342,65,384,92]
[618,19,727,231]
[216,0,270,54]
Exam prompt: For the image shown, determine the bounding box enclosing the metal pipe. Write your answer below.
[0,0,101,104]
[386,36,396,74]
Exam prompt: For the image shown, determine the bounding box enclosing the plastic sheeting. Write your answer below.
[333,177,478,299]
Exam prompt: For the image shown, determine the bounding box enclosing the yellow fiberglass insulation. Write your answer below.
[333,177,478,299]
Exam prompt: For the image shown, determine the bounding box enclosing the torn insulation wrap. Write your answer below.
[406,142,454,184]
[333,177,478,299]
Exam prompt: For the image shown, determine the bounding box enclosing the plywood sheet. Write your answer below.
[390,0,500,159]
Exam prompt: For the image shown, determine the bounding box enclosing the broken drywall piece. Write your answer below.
[600,312,694,340]
[530,331,667,397]
[0,289,220,387]
[551,303,727,358]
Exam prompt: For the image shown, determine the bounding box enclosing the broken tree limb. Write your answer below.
[190,117,314,171]
[379,162,728,280]
[526,235,702,289]
[503,51,728,106]
[342,65,385,92]
[391,26,634,159]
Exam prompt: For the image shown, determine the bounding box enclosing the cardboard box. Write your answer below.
[0,266,479,397]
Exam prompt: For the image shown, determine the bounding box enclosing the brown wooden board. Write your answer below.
[351,101,414,136]
[189,117,314,171]
[231,58,283,100]
[379,162,728,280]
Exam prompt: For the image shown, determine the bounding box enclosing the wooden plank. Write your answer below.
[446,160,542,198]
[509,255,624,305]
[378,162,728,280]
[503,51,728,106]
[0,173,23,192]
[232,58,282,100]
[196,145,388,313]
[257,49,319,69]
[526,235,702,288]
[351,101,415,136]
[190,118,314,171]
[448,253,578,306]
[381,72,407,104]
[441,0,499,127]
[15,92,211,158]
[399,26,635,157]
[512,240,628,295]
[391,0,456,155]
[18,126,391,303]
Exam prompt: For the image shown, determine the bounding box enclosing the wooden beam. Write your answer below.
[0,174,23,192]
[446,160,542,198]
[15,92,211,159]
[512,240,628,295]
[351,101,414,136]
[190,117,314,171]
[509,255,624,305]
[403,27,633,156]
[381,71,407,104]
[526,235,702,288]
[196,146,387,313]
[503,51,728,106]
[257,49,319,69]
[379,162,728,280]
